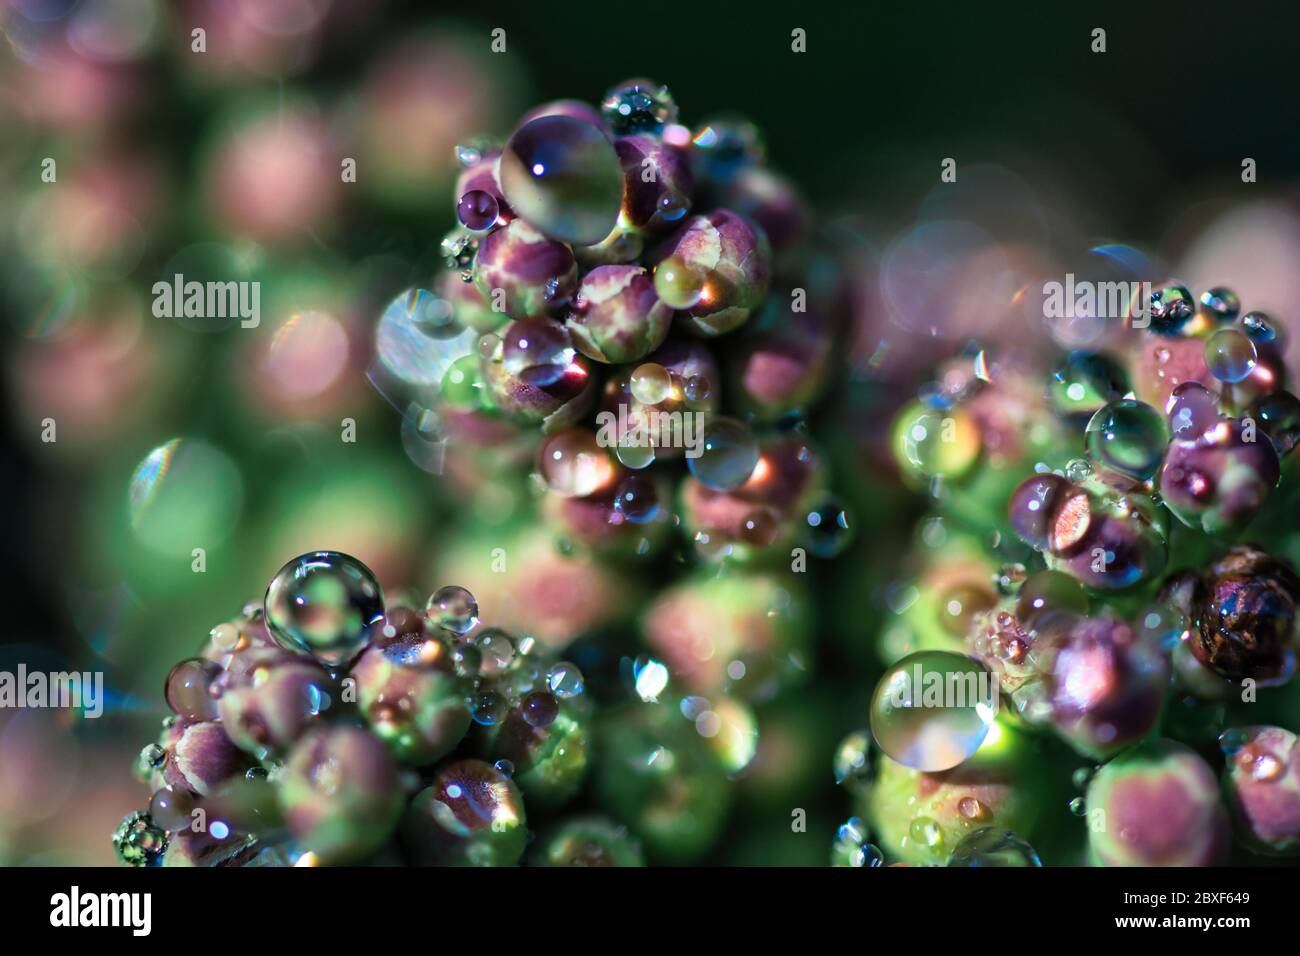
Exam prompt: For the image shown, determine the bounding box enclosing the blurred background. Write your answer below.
[3,0,1300,863]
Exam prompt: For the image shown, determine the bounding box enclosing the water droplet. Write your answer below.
[498,115,624,246]
[910,816,944,847]
[947,827,1041,867]
[457,189,500,232]
[503,317,576,388]
[539,428,615,498]
[520,690,559,728]
[1198,286,1240,323]
[601,78,677,136]
[802,496,853,558]
[494,759,515,776]
[1204,328,1258,384]
[687,417,759,491]
[1241,311,1278,343]
[1085,399,1169,481]
[1068,796,1087,816]
[995,563,1027,595]
[1050,351,1129,416]
[475,628,516,675]
[164,658,222,721]
[653,255,706,309]
[471,689,509,726]
[869,651,997,772]
[629,362,673,405]
[612,475,658,523]
[958,796,988,821]
[425,585,479,636]
[831,816,884,867]
[547,661,585,699]
[264,551,385,667]
[833,730,872,791]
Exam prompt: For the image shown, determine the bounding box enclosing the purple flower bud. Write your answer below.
[718,166,808,260]
[350,642,472,766]
[1158,417,1280,535]
[1039,614,1168,758]
[1223,726,1300,855]
[399,759,527,866]
[216,650,333,755]
[566,265,673,364]
[654,209,771,336]
[160,720,247,797]
[1184,546,1299,683]
[1086,739,1229,866]
[473,219,579,319]
[680,437,820,552]
[279,726,404,864]
[727,292,835,420]
[615,134,693,233]
[1011,476,1168,590]
[480,321,595,430]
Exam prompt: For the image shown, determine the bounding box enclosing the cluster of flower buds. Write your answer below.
[838,281,1300,867]
[119,79,870,867]
[372,77,852,576]
[115,551,604,866]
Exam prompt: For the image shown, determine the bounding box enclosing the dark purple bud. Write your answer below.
[1158,418,1280,535]
[1040,614,1168,758]
[480,319,595,430]
[615,134,693,233]
[160,720,247,797]
[566,264,672,364]
[1187,546,1299,684]
[654,209,771,336]
[473,219,579,319]
[399,759,527,866]
[718,166,808,259]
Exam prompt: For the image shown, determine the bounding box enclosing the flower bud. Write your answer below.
[160,720,248,796]
[1222,725,1300,856]
[1159,418,1280,534]
[399,759,527,866]
[1184,546,1299,684]
[614,134,693,234]
[653,209,771,336]
[350,641,472,766]
[533,816,645,866]
[216,650,334,755]
[1086,738,1229,866]
[566,264,672,364]
[594,700,729,863]
[472,219,578,319]
[279,726,404,864]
